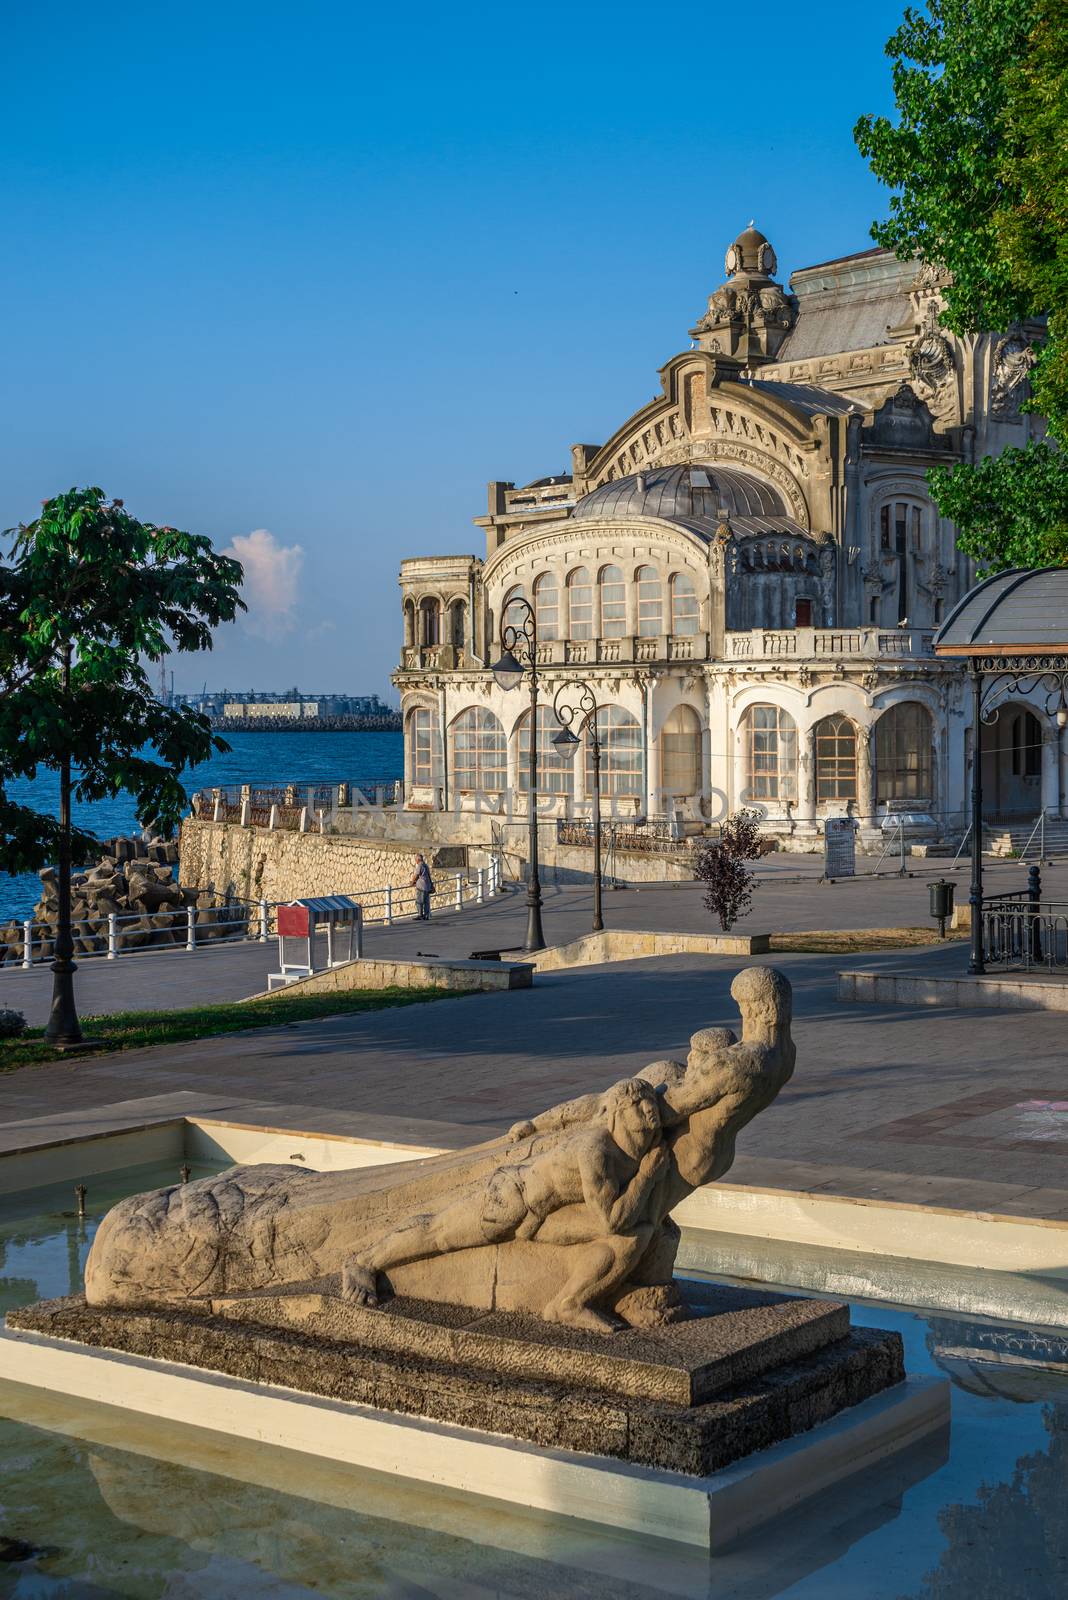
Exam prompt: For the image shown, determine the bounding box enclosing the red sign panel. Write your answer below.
[277,903,310,938]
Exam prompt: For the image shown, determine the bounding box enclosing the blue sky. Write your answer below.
[1,0,907,699]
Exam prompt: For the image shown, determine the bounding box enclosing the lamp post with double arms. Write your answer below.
[552,678,604,934]
[491,597,546,952]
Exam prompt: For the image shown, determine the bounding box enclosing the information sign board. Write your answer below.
[824,816,857,878]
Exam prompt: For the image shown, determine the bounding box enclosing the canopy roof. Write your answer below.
[934,568,1068,657]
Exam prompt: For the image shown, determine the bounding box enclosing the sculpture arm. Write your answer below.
[508,1091,602,1142]
[579,1140,668,1233]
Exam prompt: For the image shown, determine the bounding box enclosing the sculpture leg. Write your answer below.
[343,1176,528,1305]
[542,1228,651,1333]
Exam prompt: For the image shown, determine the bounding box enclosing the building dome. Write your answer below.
[725,223,777,279]
[572,463,788,526]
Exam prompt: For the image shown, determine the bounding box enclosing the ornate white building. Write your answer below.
[394,227,1051,848]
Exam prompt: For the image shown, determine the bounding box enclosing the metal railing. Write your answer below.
[555,817,705,856]
[981,873,1068,972]
[2,857,502,970]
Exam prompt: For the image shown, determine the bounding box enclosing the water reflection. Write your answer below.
[2,1168,1068,1598]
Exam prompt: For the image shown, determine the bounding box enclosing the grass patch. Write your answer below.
[768,927,967,954]
[0,985,457,1071]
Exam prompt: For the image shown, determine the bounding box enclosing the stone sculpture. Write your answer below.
[85,966,795,1332]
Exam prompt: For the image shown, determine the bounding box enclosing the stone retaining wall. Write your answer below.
[531,929,771,970]
[178,819,472,914]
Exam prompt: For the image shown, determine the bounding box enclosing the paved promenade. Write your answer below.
[2,856,1062,1026]
[3,929,1068,1226]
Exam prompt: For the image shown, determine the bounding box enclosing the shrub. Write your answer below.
[0,1007,28,1040]
[695,809,772,932]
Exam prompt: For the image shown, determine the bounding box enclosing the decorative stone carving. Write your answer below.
[991,331,1035,417]
[84,969,796,1334]
[907,303,957,422]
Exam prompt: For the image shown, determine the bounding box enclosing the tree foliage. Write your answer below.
[0,488,244,876]
[695,810,771,932]
[855,0,1068,571]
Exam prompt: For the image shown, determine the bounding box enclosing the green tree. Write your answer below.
[855,0,1068,571]
[0,488,244,1046]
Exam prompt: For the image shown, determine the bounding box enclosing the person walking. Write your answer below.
[410,853,435,921]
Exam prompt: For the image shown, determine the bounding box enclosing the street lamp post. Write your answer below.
[552,679,604,934]
[491,597,546,952]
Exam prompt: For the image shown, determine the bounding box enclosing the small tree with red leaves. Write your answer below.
[695,809,771,931]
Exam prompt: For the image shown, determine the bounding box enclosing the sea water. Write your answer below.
[2,1163,1067,1598]
[1,729,403,924]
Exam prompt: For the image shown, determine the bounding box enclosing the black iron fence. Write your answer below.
[981,869,1068,972]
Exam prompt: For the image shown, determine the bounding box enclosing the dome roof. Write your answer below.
[572,463,788,526]
[726,223,777,278]
[935,567,1068,654]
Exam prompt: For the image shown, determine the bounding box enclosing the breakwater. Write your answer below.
[212,714,401,733]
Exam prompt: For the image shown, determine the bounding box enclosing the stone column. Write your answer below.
[856,722,876,829]
[643,677,660,817]
[799,726,817,832]
[1042,724,1059,818]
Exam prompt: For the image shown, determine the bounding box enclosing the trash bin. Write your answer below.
[928,878,955,938]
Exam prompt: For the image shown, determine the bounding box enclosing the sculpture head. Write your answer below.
[730,966,793,1050]
[599,1078,662,1159]
[686,1026,737,1073]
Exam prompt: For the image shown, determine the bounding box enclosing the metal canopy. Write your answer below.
[934,568,1068,656]
[285,896,359,914]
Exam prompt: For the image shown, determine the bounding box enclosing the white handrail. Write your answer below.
[1,859,503,971]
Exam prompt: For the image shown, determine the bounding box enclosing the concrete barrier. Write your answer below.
[838,968,1068,1012]
[245,954,533,1001]
[530,928,770,971]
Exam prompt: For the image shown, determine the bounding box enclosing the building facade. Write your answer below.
[394,228,1052,847]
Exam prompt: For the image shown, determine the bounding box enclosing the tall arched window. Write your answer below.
[533,573,559,641]
[567,567,593,639]
[876,702,933,804]
[660,705,702,796]
[636,565,662,637]
[419,597,441,647]
[878,498,924,624]
[501,587,528,639]
[407,706,441,788]
[743,705,798,801]
[403,599,416,648]
[670,573,699,636]
[449,599,466,649]
[451,708,506,794]
[588,705,642,796]
[516,706,574,797]
[814,715,857,802]
[599,565,626,638]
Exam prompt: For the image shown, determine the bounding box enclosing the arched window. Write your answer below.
[501,587,528,640]
[599,565,626,638]
[533,574,559,641]
[743,705,798,801]
[876,702,933,804]
[567,567,593,639]
[451,708,506,794]
[516,706,574,797]
[418,597,441,647]
[660,705,702,796]
[403,599,416,648]
[670,573,699,636]
[636,565,662,637]
[408,706,441,788]
[814,715,857,802]
[449,599,466,649]
[588,705,642,796]
[878,498,925,624]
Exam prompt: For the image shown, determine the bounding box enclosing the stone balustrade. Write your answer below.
[725,626,935,662]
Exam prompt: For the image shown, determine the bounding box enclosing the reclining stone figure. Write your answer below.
[84,966,795,1331]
